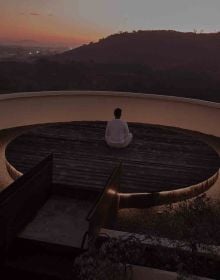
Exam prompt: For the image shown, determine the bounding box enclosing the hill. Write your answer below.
[1,30,220,102]
[54,30,220,72]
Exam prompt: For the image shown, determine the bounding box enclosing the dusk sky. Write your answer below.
[1,0,220,47]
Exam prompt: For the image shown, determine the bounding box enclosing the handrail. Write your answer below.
[81,230,89,250]
[86,162,122,222]
[86,162,122,239]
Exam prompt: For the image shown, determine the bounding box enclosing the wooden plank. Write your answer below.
[6,122,220,193]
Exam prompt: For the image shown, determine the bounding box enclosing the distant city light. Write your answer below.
[28,51,33,55]
[36,50,40,54]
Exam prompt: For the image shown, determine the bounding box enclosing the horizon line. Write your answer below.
[1,28,220,48]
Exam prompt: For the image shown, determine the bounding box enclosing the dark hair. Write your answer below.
[114,108,122,119]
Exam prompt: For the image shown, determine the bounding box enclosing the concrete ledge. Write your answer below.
[0,91,220,135]
[6,160,22,180]
[131,265,213,280]
[119,171,219,208]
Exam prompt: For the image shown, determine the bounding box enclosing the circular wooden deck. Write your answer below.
[6,122,220,193]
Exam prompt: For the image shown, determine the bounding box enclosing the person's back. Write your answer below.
[105,108,133,148]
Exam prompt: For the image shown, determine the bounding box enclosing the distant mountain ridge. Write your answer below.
[54,30,220,71]
[1,30,220,102]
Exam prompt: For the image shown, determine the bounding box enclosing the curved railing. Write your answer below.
[0,90,219,190]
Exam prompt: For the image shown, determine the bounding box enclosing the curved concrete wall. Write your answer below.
[0,91,220,191]
[0,91,220,135]
[119,172,219,208]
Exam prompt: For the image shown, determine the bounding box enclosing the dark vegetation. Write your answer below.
[1,30,220,102]
[79,194,220,279]
[74,206,220,279]
[117,194,220,245]
[115,195,220,278]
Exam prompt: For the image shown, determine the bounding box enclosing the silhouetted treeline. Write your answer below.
[55,30,220,71]
[1,30,220,102]
[0,59,219,102]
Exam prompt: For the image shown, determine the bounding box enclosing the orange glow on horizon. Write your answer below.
[0,28,101,46]
[2,0,220,47]
[0,10,107,46]
[0,25,102,46]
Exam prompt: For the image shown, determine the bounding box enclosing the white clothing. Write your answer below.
[105,119,133,148]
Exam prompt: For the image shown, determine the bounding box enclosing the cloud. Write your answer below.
[30,12,40,16]
[19,11,52,17]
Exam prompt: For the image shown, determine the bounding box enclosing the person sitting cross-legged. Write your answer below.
[105,108,133,148]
